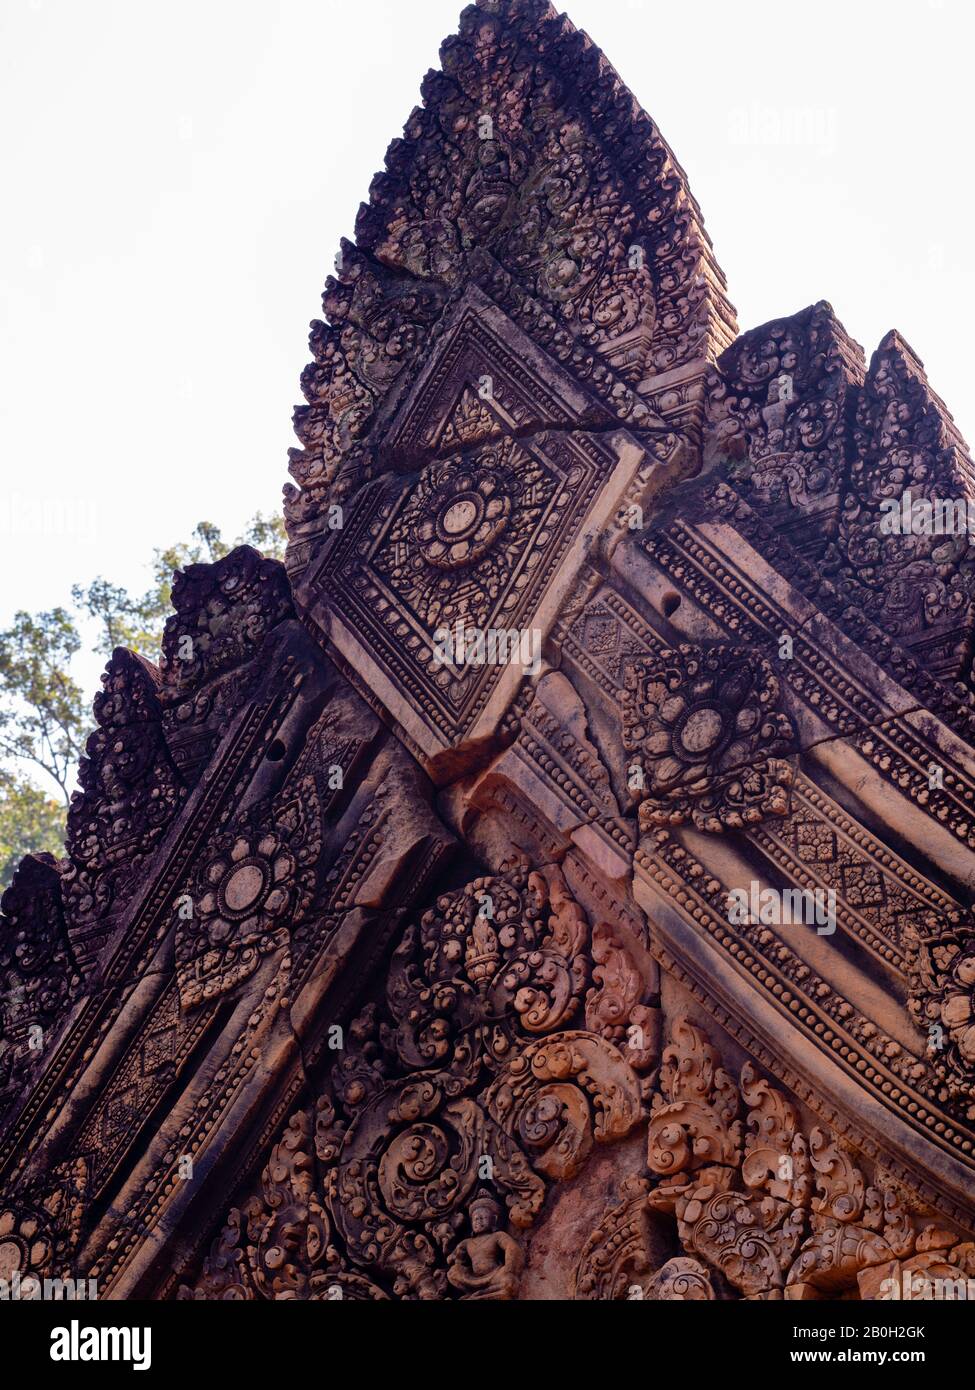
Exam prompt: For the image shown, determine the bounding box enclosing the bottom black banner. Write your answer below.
[6,1296,965,1376]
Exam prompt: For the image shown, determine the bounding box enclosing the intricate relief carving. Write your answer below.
[638,825,970,1155]
[0,1203,55,1289]
[0,855,77,1040]
[160,546,295,697]
[573,1175,653,1299]
[382,290,614,467]
[648,1256,714,1299]
[159,546,296,784]
[705,302,864,560]
[316,419,625,745]
[11,0,975,1317]
[182,862,647,1299]
[646,1019,743,1186]
[639,1021,971,1300]
[909,917,975,1117]
[374,437,554,634]
[289,242,446,495]
[62,649,185,939]
[0,1157,90,1290]
[750,773,962,975]
[690,477,975,746]
[361,28,655,351]
[621,643,797,833]
[286,0,735,550]
[176,776,322,1009]
[576,1021,973,1300]
[445,1190,524,1299]
[73,981,213,1189]
[0,855,79,1120]
[559,582,664,700]
[585,922,657,1071]
[839,332,975,680]
[179,1103,388,1301]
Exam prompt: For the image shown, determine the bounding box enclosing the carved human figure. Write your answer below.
[446,1193,524,1300]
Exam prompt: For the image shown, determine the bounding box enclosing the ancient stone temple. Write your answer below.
[4,0,975,1303]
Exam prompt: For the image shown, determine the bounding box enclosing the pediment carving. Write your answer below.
[573,1020,975,1301]
[178,860,649,1300]
[8,0,975,1309]
[379,285,613,466]
[299,294,647,770]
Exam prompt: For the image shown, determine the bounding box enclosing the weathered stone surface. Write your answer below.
[3,0,975,1302]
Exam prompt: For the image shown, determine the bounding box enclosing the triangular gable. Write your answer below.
[380,284,613,466]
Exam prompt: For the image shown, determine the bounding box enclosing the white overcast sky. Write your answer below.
[2,0,973,699]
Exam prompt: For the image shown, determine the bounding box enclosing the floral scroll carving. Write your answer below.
[576,1020,974,1300]
[181,861,649,1299]
[621,643,798,833]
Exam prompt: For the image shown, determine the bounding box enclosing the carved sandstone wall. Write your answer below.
[2,0,975,1302]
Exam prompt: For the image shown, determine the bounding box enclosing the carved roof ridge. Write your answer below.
[867,328,971,457]
[470,0,715,236]
[717,299,867,381]
[355,0,732,280]
[107,644,162,691]
[284,0,737,560]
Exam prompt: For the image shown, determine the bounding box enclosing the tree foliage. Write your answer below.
[73,512,286,662]
[0,769,66,887]
[0,512,286,889]
[0,607,86,808]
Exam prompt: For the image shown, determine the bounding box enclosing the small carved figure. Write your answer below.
[446,1193,524,1300]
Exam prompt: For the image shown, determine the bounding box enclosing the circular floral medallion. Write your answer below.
[621,644,797,832]
[177,830,302,1008]
[201,834,295,941]
[414,465,512,570]
[0,1207,53,1293]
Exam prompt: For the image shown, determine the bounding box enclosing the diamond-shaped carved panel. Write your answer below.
[381,286,613,467]
[299,292,645,774]
[304,424,640,772]
[373,436,557,635]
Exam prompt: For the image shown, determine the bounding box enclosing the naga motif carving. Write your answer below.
[620,643,797,833]
[576,1021,974,1300]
